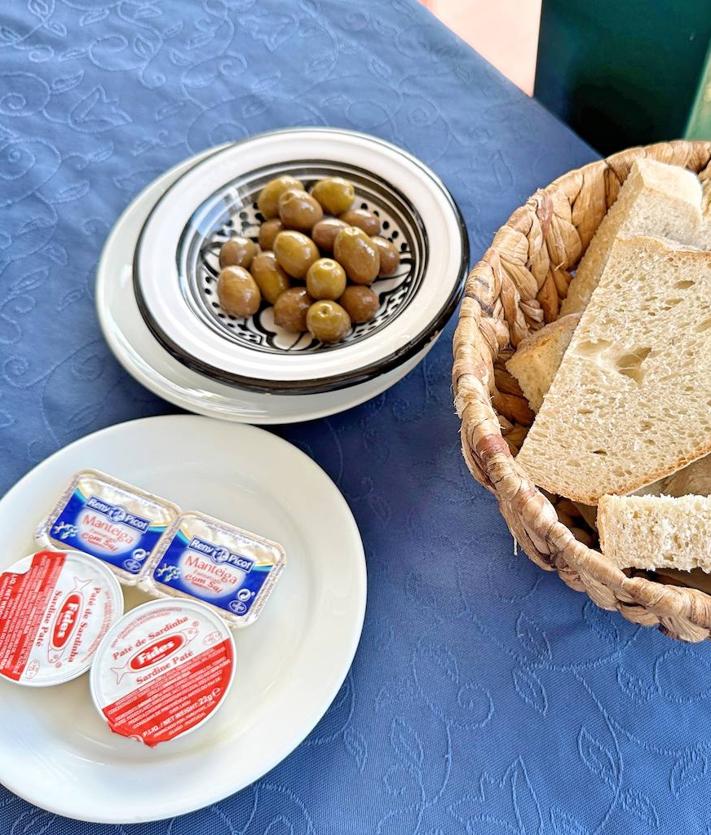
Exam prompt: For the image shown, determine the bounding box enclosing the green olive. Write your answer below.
[258,218,283,250]
[278,189,323,231]
[273,230,319,278]
[217,266,261,317]
[339,208,380,237]
[311,177,355,215]
[333,227,380,284]
[311,217,348,252]
[340,285,379,324]
[306,300,351,343]
[371,236,400,275]
[250,251,290,305]
[306,258,347,301]
[219,236,258,269]
[257,176,304,219]
[274,287,312,333]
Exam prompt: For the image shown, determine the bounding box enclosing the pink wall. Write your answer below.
[423,0,541,95]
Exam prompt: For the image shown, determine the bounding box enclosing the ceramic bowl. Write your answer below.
[135,128,468,395]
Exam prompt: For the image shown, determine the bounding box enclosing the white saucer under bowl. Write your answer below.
[135,128,468,394]
[0,416,366,823]
[96,146,435,424]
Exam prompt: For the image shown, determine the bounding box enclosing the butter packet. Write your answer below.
[36,469,181,585]
[143,511,286,628]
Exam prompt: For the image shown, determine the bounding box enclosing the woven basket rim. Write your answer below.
[453,139,711,642]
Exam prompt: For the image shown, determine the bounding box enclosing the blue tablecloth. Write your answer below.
[2,1,708,833]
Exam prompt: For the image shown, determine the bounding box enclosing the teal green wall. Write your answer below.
[535,0,711,153]
[686,42,711,139]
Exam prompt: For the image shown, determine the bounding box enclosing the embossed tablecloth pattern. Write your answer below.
[1,2,707,834]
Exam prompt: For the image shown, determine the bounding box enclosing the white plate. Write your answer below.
[135,129,467,391]
[0,416,366,823]
[96,147,434,424]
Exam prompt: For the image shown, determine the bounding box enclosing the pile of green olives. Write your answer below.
[216,175,401,344]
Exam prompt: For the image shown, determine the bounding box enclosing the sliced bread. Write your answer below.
[699,181,711,249]
[575,457,711,534]
[561,158,704,315]
[506,314,580,411]
[516,235,711,504]
[661,456,711,497]
[598,494,711,573]
[573,457,711,532]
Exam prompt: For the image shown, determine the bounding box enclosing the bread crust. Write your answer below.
[517,236,711,504]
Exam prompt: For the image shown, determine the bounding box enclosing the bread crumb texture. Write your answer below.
[599,493,711,572]
[516,236,711,504]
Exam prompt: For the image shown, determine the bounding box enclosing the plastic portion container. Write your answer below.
[90,598,235,747]
[0,550,124,687]
[36,469,181,585]
[143,511,286,628]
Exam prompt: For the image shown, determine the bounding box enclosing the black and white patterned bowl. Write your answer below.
[135,129,468,395]
[185,163,424,355]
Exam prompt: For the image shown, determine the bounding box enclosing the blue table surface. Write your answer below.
[1,1,708,833]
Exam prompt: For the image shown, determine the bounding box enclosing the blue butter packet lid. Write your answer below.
[144,511,286,628]
[36,469,181,586]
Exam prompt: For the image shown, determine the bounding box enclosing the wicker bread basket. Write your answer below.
[453,140,711,643]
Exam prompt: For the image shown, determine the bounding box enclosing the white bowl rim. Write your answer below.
[134,127,469,395]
